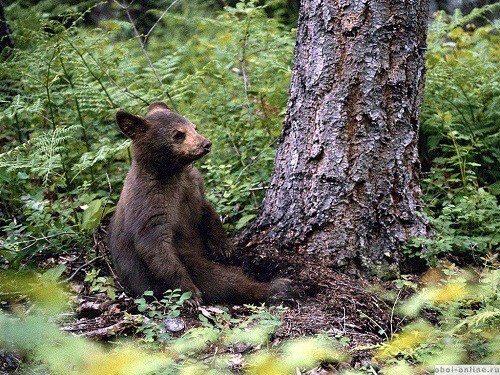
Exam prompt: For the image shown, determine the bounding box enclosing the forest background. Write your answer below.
[0,0,498,374]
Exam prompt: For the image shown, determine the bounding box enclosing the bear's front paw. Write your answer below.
[185,287,203,309]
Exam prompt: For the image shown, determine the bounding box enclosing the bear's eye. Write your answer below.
[173,130,186,141]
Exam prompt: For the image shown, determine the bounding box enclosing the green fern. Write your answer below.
[71,140,131,181]
[0,125,81,184]
[452,310,500,333]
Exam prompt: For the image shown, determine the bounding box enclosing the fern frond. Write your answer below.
[452,310,500,334]
[0,125,81,184]
[429,3,500,38]
[70,140,131,181]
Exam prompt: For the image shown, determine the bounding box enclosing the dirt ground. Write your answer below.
[1,226,417,373]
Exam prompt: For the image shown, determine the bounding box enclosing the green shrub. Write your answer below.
[407,187,499,264]
[412,7,500,265]
[422,14,499,189]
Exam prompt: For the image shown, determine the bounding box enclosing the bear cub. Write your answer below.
[108,101,290,305]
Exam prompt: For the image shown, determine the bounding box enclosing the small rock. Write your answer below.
[163,318,185,332]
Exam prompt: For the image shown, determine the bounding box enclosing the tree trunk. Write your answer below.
[251,0,429,279]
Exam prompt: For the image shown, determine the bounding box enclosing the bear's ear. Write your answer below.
[115,110,149,140]
[148,101,170,114]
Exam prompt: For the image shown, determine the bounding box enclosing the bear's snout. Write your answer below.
[200,139,212,152]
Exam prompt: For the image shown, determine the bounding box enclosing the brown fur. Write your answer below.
[108,102,289,305]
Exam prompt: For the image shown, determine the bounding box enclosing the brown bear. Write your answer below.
[108,101,289,306]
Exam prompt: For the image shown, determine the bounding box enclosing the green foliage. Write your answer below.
[0,125,81,184]
[247,337,347,375]
[0,270,169,374]
[413,8,500,264]
[127,290,348,373]
[128,289,192,343]
[407,187,499,264]
[176,0,294,226]
[423,10,499,188]
[374,264,499,372]
[2,264,496,374]
[84,268,117,299]
[129,292,287,351]
[0,266,68,314]
[14,264,498,374]
[0,185,81,268]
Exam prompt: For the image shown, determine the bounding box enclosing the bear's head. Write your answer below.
[115,102,212,172]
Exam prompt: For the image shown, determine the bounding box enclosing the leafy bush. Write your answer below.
[408,187,499,264]
[412,7,500,264]
[422,9,499,189]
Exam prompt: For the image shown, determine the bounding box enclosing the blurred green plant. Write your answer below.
[0,269,348,374]
[2,264,496,374]
[247,337,347,375]
[374,264,499,373]
[0,268,169,374]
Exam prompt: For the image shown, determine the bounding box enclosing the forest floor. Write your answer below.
[1,226,419,373]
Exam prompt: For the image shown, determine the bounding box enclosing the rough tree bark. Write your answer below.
[251,0,429,278]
